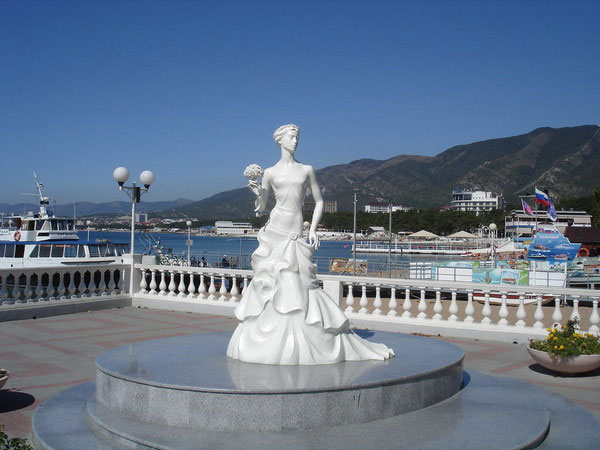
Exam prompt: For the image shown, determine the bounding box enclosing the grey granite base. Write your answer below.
[33,371,600,449]
[94,332,463,431]
[32,331,600,449]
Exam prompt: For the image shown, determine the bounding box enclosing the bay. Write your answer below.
[84,231,455,273]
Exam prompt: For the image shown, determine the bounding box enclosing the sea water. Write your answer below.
[84,231,455,272]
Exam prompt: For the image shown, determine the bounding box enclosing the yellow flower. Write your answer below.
[554,346,558,349]
[559,345,564,350]
[547,328,552,332]
[553,337,558,341]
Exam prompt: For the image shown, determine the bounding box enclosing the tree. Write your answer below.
[592,186,600,227]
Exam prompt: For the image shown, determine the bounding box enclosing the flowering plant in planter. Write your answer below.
[529,319,600,357]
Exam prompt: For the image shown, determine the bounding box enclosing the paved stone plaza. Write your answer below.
[1,306,599,445]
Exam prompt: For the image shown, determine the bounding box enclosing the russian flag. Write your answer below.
[535,188,551,207]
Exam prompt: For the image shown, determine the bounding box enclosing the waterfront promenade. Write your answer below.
[1,306,599,445]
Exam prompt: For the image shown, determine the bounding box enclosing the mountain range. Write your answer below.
[2,125,598,219]
[0,198,194,217]
[170,124,600,218]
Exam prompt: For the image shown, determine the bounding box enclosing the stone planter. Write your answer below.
[527,348,600,374]
[0,370,8,390]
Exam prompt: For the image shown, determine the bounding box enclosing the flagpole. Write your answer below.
[534,200,538,235]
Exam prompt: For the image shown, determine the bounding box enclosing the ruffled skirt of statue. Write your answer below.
[226,225,395,365]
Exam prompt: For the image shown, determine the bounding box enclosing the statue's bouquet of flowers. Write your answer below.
[244,164,264,181]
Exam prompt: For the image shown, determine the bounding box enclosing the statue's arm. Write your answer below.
[252,169,271,214]
[307,166,322,249]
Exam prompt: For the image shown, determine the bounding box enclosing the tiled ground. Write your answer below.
[1,307,599,445]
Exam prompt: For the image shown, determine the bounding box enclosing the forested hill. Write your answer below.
[170,125,600,219]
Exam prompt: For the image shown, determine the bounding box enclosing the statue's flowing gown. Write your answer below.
[226,168,395,365]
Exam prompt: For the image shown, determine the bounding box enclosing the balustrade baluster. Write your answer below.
[207,275,217,301]
[218,275,228,301]
[570,296,581,326]
[448,290,458,322]
[417,288,427,319]
[498,292,509,326]
[149,270,158,294]
[35,274,45,300]
[464,291,474,323]
[23,274,33,302]
[242,277,248,295]
[515,294,526,327]
[230,276,239,301]
[198,275,207,299]
[67,271,77,298]
[551,295,562,325]
[56,271,66,299]
[168,270,177,297]
[159,270,168,296]
[48,272,58,300]
[432,289,442,321]
[373,285,382,315]
[589,298,599,334]
[387,287,397,317]
[187,273,197,298]
[359,284,368,314]
[533,295,544,328]
[177,271,187,298]
[98,270,108,296]
[107,270,117,294]
[0,276,7,302]
[139,269,148,294]
[11,274,23,303]
[345,284,354,314]
[481,291,492,325]
[402,288,411,318]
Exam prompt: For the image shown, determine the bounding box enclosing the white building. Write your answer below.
[302,200,338,214]
[450,189,505,215]
[505,209,591,241]
[364,203,411,214]
[214,221,253,235]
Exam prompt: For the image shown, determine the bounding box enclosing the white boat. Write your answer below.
[0,174,129,268]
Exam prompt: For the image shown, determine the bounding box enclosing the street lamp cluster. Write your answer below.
[112,167,155,256]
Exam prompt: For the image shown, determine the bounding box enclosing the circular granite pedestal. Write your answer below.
[93,331,463,432]
[32,331,600,449]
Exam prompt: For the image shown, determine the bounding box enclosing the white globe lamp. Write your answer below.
[113,167,129,186]
[140,170,155,189]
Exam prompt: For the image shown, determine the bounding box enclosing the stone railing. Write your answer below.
[0,263,131,321]
[0,264,129,303]
[133,264,600,342]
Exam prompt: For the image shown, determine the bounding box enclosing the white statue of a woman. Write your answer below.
[226,124,395,365]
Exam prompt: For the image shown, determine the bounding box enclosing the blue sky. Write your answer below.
[1,0,599,204]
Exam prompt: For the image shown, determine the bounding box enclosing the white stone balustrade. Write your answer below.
[0,264,128,306]
[133,264,600,342]
[4,261,598,343]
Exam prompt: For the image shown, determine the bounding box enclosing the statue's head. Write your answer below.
[273,124,300,153]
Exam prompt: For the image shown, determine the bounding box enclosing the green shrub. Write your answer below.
[529,319,600,357]
[0,424,33,450]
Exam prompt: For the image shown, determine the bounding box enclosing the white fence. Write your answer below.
[0,264,131,321]
[133,263,600,342]
[2,261,598,341]
[0,264,129,303]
